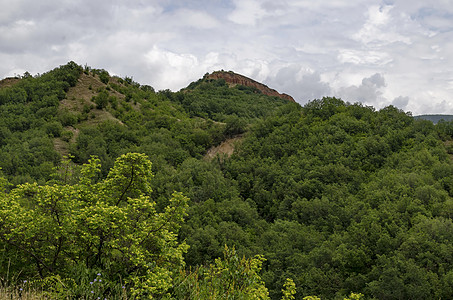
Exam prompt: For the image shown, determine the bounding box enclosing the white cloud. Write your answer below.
[228,0,267,25]
[0,0,453,114]
[172,9,220,29]
[353,5,412,45]
[144,47,198,89]
[338,49,393,66]
[143,47,236,91]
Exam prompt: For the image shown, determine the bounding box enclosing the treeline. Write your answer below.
[1,62,453,299]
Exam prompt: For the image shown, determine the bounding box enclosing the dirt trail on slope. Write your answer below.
[205,136,243,160]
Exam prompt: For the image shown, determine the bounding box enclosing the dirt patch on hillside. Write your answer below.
[60,72,124,126]
[54,73,127,157]
[0,77,21,88]
[54,137,70,157]
[53,127,79,157]
[205,136,243,160]
[62,73,125,110]
[66,73,125,101]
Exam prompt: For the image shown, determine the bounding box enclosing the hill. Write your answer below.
[414,114,453,124]
[1,62,453,299]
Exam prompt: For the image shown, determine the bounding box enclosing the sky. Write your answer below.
[1,0,453,115]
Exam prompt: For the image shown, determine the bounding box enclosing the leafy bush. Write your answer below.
[92,90,109,109]
[44,121,63,137]
[58,108,79,126]
[99,70,109,84]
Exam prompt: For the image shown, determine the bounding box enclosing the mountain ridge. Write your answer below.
[414,114,453,124]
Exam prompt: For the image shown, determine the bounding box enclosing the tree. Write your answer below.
[281,278,296,300]
[224,115,247,137]
[0,153,189,298]
[93,90,109,109]
[99,70,110,84]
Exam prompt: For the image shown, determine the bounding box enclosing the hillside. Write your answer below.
[1,62,453,299]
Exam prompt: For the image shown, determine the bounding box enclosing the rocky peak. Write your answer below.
[205,71,295,102]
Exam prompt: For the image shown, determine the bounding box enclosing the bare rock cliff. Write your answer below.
[205,71,295,102]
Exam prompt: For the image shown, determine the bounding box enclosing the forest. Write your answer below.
[1,62,453,299]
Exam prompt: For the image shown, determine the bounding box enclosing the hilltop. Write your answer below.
[0,77,21,88]
[204,70,295,102]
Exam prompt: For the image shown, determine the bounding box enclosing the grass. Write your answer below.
[1,270,129,300]
[60,72,123,127]
[0,282,130,300]
[0,285,48,299]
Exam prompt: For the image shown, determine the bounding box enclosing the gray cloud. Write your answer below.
[337,73,387,106]
[392,96,409,110]
[264,64,332,103]
[0,0,452,114]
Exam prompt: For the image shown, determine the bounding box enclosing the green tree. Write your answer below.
[93,90,109,109]
[224,115,247,137]
[99,70,110,84]
[0,153,189,298]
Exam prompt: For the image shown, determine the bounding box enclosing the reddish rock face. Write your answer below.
[205,71,295,102]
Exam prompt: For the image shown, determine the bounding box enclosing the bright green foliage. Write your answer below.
[281,278,296,300]
[298,294,363,300]
[0,153,189,298]
[344,292,364,300]
[173,246,269,299]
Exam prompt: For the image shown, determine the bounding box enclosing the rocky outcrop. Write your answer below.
[205,71,295,102]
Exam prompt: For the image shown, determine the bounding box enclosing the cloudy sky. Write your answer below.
[1,0,453,115]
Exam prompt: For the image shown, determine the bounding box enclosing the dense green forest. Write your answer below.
[1,62,453,299]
